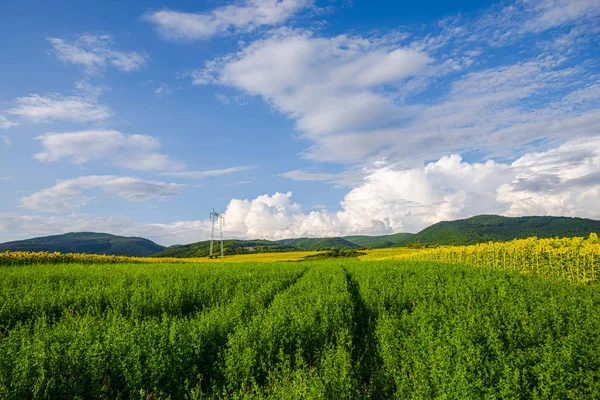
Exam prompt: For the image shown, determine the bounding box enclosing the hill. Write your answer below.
[156,237,363,258]
[153,239,296,258]
[0,232,165,257]
[278,237,360,251]
[344,232,414,248]
[401,215,600,246]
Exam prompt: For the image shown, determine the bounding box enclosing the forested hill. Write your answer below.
[343,232,414,248]
[0,232,165,257]
[278,237,360,251]
[401,215,600,246]
[153,240,297,258]
[155,237,361,257]
[6,215,598,257]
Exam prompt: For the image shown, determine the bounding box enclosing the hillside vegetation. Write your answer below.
[153,239,296,258]
[279,237,360,251]
[344,232,413,248]
[155,237,360,257]
[0,232,165,257]
[401,215,600,246]
[4,215,600,258]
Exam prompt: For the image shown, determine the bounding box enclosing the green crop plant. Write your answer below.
[0,259,599,398]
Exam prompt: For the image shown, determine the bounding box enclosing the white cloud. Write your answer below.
[197,30,432,138]
[34,130,250,177]
[6,93,110,124]
[144,0,313,41]
[4,139,600,243]
[48,35,147,74]
[34,130,183,172]
[0,115,18,129]
[498,137,600,218]
[463,0,600,48]
[222,139,600,238]
[162,166,252,179]
[281,170,337,181]
[281,169,363,186]
[20,176,183,212]
[523,0,600,33]
[191,0,600,165]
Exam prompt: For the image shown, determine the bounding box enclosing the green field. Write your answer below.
[1,260,599,399]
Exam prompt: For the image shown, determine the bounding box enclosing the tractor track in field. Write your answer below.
[342,265,392,399]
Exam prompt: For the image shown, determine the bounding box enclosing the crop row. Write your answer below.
[1,260,599,398]
[0,262,307,398]
[345,261,600,398]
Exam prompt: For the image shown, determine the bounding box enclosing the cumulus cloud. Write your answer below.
[498,138,600,218]
[196,31,432,138]
[20,176,183,212]
[34,130,183,172]
[48,35,147,74]
[220,158,512,239]
[5,139,600,242]
[144,0,313,41]
[223,139,600,238]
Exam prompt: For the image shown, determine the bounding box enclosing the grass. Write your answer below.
[0,259,599,398]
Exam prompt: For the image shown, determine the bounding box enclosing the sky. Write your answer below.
[0,0,599,246]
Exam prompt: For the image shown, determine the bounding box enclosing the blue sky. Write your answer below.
[0,0,599,245]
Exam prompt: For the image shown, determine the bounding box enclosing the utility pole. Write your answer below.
[209,209,225,258]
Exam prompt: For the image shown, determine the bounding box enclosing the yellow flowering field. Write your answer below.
[393,234,600,284]
[0,250,319,265]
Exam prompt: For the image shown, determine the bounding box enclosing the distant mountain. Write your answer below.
[401,215,600,246]
[153,239,296,258]
[344,232,414,248]
[7,215,595,258]
[0,232,165,257]
[278,237,360,251]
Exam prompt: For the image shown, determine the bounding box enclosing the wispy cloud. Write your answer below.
[34,130,254,180]
[20,176,183,212]
[34,130,184,172]
[5,138,600,241]
[154,83,179,97]
[48,34,147,74]
[191,0,600,166]
[0,115,18,129]
[281,169,363,186]
[161,166,253,179]
[6,92,110,124]
[144,0,314,41]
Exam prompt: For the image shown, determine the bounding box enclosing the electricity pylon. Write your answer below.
[209,209,224,258]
